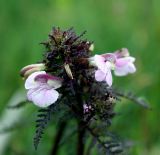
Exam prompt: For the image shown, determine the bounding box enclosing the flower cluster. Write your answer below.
[90,48,136,86]
[20,27,137,152]
[20,30,136,108]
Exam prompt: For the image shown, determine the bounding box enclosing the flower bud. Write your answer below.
[114,48,129,58]
[89,43,94,51]
[20,63,45,78]
[64,63,73,79]
[83,104,92,114]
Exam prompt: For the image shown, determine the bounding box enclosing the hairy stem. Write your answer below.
[77,121,85,155]
[69,79,86,155]
[50,121,67,155]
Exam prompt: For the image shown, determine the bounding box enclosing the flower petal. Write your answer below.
[94,55,106,71]
[27,88,36,101]
[114,67,127,76]
[105,70,112,87]
[95,70,106,81]
[105,61,113,72]
[25,71,46,89]
[126,56,135,62]
[116,58,129,67]
[116,57,135,67]
[35,73,63,89]
[114,62,136,76]
[127,63,136,73]
[27,87,59,108]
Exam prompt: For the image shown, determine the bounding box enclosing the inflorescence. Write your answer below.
[20,27,138,154]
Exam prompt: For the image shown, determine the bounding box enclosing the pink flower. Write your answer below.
[114,48,136,76]
[25,71,63,108]
[94,54,116,87]
[89,48,136,87]
[83,104,92,114]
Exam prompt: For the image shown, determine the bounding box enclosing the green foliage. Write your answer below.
[0,0,159,154]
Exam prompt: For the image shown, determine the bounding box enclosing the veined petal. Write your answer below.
[27,86,46,101]
[95,70,106,81]
[25,71,46,89]
[35,73,63,89]
[27,88,59,108]
[105,70,112,87]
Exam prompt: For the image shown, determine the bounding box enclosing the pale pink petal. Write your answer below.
[94,55,106,71]
[127,63,136,73]
[105,70,112,87]
[116,58,129,67]
[114,62,136,76]
[95,70,106,81]
[125,56,135,62]
[104,61,113,72]
[28,88,59,108]
[114,66,128,76]
[27,88,35,101]
[25,71,46,89]
[116,57,135,67]
[27,86,46,102]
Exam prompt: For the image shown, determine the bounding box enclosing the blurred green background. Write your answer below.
[0,0,159,154]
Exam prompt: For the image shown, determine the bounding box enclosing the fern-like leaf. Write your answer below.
[112,89,150,109]
[33,103,57,150]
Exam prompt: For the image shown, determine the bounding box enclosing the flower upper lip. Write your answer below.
[20,63,45,78]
